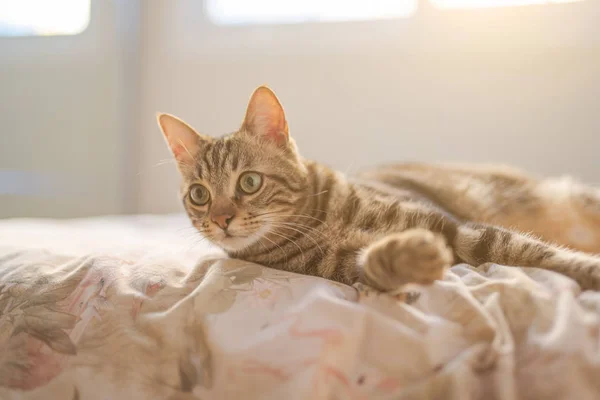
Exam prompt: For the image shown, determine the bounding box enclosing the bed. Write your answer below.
[0,214,599,399]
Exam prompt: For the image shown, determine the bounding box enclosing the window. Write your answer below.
[430,0,583,9]
[0,0,90,37]
[206,0,418,25]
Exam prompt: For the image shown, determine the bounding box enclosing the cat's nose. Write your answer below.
[212,213,235,230]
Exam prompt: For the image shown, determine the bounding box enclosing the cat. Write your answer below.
[157,85,600,292]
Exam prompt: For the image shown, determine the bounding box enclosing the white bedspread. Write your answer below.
[0,214,599,399]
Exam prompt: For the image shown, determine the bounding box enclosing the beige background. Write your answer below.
[1,0,599,218]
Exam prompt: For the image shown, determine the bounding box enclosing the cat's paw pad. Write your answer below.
[361,228,453,292]
[353,282,410,303]
[353,282,380,299]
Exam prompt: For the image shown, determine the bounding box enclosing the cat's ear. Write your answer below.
[241,86,289,146]
[157,113,208,168]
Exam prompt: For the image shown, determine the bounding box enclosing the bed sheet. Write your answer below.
[0,215,599,400]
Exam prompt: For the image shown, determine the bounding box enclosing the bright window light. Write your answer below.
[0,0,90,37]
[431,0,584,9]
[206,0,418,25]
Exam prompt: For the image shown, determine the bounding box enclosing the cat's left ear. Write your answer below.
[241,86,289,146]
[157,113,209,169]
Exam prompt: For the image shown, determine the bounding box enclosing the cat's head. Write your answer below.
[157,86,309,252]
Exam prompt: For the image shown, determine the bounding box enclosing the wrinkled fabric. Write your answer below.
[0,214,599,400]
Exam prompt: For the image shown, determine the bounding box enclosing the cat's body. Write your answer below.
[233,160,600,291]
[158,86,600,292]
[359,162,600,255]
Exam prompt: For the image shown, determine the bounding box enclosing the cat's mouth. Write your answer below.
[216,230,240,242]
[211,223,271,252]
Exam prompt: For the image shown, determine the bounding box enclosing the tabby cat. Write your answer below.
[157,86,600,292]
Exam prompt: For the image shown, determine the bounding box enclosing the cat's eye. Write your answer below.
[189,184,210,206]
[238,172,263,194]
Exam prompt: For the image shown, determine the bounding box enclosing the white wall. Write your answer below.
[136,0,600,214]
[0,1,139,218]
[2,0,599,218]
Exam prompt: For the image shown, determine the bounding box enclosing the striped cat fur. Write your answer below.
[157,86,600,292]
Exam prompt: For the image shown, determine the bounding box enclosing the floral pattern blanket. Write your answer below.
[0,214,599,400]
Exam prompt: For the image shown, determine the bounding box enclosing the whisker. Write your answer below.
[181,235,208,254]
[259,235,288,264]
[135,158,179,177]
[297,190,329,199]
[301,208,331,216]
[268,230,305,261]
[270,223,324,256]
[247,209,288,219]
[256,237,270,254]
[175,226,201,236]
[154,159,176,167]
[249,210,328,225]
[260,219,327,239]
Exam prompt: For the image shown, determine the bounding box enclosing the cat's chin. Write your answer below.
[217,235,258,252]
[212,224,271,253]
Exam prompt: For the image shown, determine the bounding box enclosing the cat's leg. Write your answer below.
[564,179,600,253]
[519,177,600,254]
[358,228,454,292]
[454,222,600,290]
[373,206,600,290]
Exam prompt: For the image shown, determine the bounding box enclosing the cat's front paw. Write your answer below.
[360,228,453,292]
